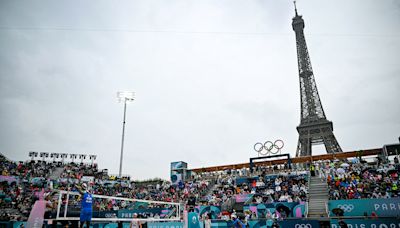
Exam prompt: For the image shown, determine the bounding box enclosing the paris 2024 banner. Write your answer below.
[328,197,400,217]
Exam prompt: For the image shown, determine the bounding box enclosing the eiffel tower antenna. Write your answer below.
[291,4,343,157]
[293,1,298,16]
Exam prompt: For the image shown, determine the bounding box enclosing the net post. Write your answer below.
[63,191,70,218]
[56,192,62,219]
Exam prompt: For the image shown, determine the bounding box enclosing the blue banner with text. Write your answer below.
[330,218,400,228]
[328,197,400,217]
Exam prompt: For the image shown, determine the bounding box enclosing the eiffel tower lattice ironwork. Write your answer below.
[292,2,342,157]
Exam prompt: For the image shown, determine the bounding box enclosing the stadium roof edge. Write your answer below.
[189,148,382,173]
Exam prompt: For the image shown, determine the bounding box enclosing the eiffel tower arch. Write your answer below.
[292,3,342,157]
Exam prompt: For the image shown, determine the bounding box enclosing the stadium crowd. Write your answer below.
[2,152,398,222]
[0,153,63,220]
[321,159,399,200]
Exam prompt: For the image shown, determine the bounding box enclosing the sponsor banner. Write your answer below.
[198,206,221,219]
[293,203,306,218]
[278,219,320,228]
[213,219,318,228]
[117,209,166,218]
[171,161,187,170]
[328,197,400,217]
[187,212,200,228]
[209,221,231,227]
[170,171,182,185]
[248,220,272,227]
[13,222,27,228]
[244,202,304,217]
[330,219,400,228]
[148,222,184,228]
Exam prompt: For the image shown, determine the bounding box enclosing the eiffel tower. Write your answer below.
[292,2,342,157]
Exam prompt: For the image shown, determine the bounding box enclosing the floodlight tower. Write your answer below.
[117,91,135,177]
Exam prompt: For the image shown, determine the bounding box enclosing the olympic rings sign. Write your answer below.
[254,139,284,155]
[337,204,354,212]
[294,224,312,228]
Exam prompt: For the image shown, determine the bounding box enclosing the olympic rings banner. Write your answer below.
[254,139,284,156]
[148,222,184,228]
[278,219,320,228]
[330,218,400,228]
[328,197,400,217]
[208,219,319,228]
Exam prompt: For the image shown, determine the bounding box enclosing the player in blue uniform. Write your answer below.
[77,183,93,228]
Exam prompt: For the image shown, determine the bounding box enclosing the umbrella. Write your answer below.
[336,168,345,174]
[235,212,246,220]
[377,168,386,173]
[275,204,290,216]
[368,169,378,174]
[340,163,350,168]
[349,171,358,175]
[388,169,398,174]
[350,158,359,164]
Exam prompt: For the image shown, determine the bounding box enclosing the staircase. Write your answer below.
[307,176,329,217]
[221,197,236,212]
[204,179,218,197]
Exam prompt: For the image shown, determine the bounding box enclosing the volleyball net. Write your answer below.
[55,190,182,222]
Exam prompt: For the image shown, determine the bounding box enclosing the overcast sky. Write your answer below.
[0,0,399,180]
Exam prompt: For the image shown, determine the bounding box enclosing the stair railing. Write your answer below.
[305,201,309,218]
[325,201,329,217]
[306,170,310,217]
[244,194,254,205]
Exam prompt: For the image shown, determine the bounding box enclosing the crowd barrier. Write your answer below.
[328,197,400,217]
[244,202,306,218]
[330,218,400,228]
[4,218,400,228]
[194,201,306,219]
[2,221,184,228]
[187,212,319,228]
[117,208,171,218]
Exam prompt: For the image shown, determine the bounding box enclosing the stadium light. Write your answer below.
[50,153,59,162]
[89,155,97,165]
[70,154,78,163]
[28,151,38,160]
[117,91,135,177]
[79,154,86,163]
[39,152,49,161]
[60,153,68,163]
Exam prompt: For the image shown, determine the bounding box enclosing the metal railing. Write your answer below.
[306,171,311,217]
[325,201,329,217]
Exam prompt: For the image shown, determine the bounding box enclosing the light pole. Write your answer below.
[117,91,135,177]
